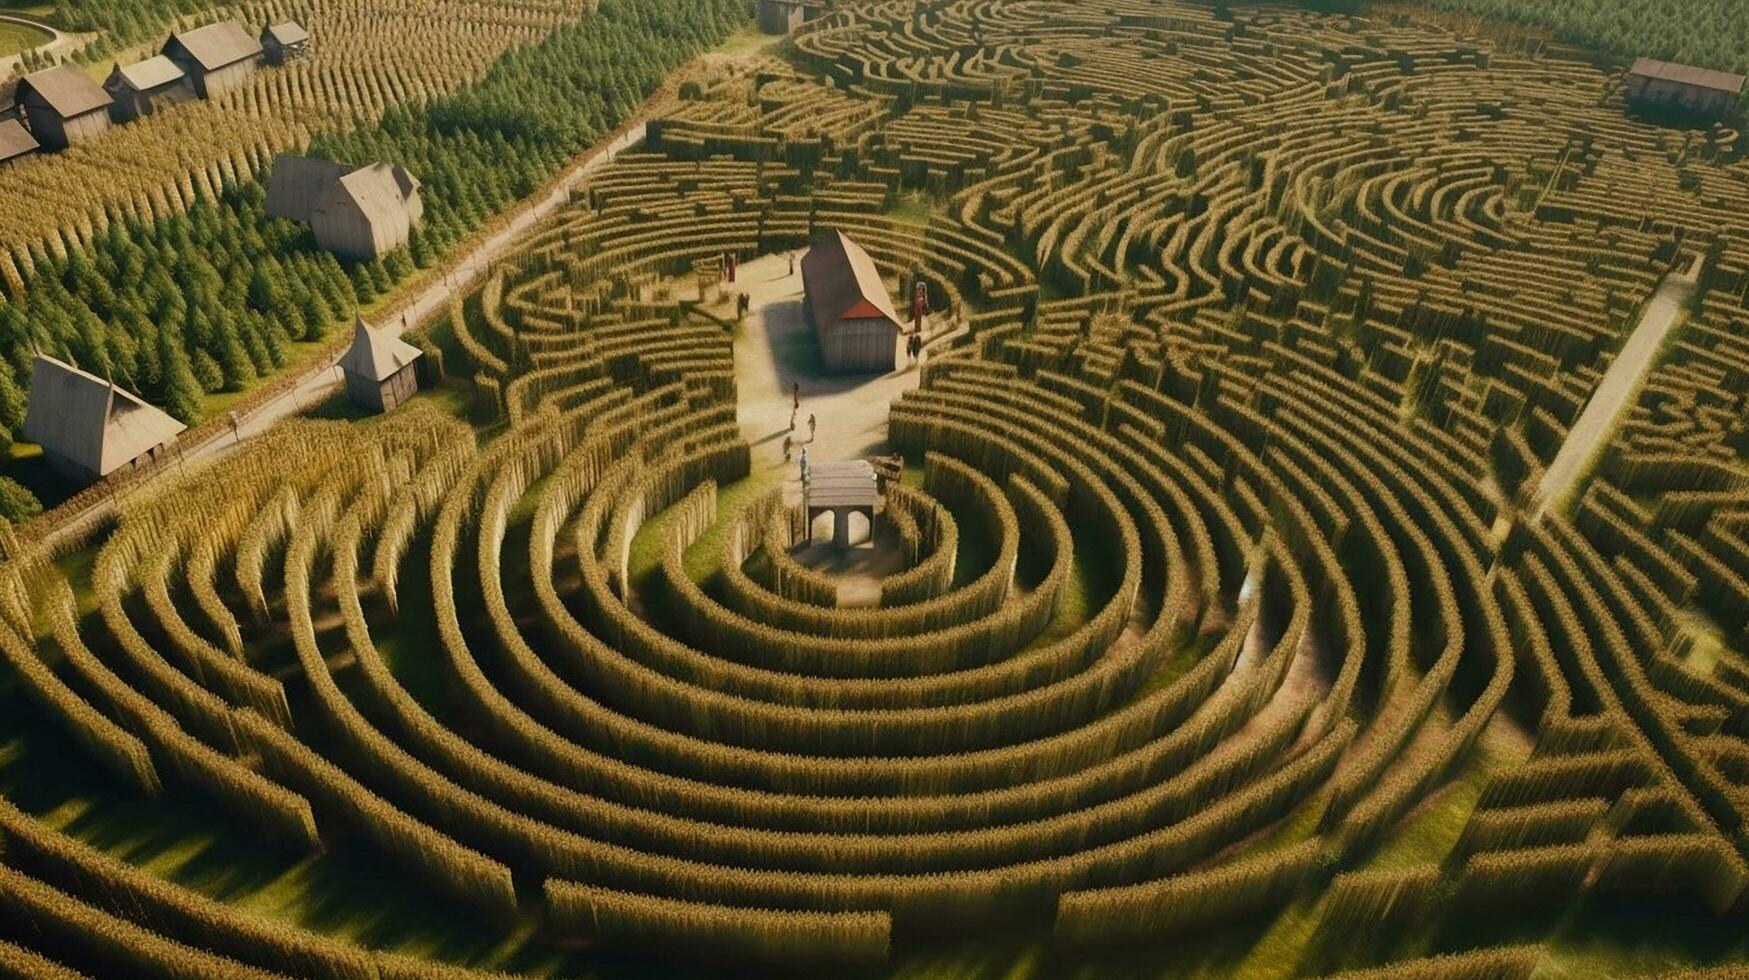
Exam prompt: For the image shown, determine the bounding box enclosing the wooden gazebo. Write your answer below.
[806,459,879,547]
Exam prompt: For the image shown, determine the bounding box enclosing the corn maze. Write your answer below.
[5,0,1749,975]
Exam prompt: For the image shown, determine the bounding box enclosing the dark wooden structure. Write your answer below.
[802,230,902,374]
[0,119,39,167]
[1625,58,1745,116]
[806,459,879,548]
[15,64,112,150]
[162,21,262,99]
[261,22,310,65]
[104,56,194,123]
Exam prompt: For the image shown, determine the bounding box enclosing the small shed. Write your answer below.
[266,154,424,260]
[104,56,193,123]
[340,317,422,413]
[0,119,39,167]
[261,22,310,65]
[15,64,112,151]
[802,230,902,374]
[758,0,806,34]
[162,21,262,99]
[21,355,186,485]
[1625,58,1745,115]
[806,459,879,548]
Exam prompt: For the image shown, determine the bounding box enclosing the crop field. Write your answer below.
[5,0,1749,977]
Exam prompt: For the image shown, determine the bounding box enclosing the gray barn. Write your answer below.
[1625,58,1746,116]
[104,56,194,123]
[162,21,262,99]
[266,155,424,260]
[340,317,423,413]
[22,355,186,486]
[261,22,311,65]
[802,230,902,374]
[15,64,112,151]
[0,119,39,168]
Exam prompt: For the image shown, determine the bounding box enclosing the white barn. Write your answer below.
[266,155,424,261]
[22,355,186,485]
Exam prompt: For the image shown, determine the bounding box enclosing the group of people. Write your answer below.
[783,381,817,465]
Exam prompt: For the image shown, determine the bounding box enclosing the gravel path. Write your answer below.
[1533,262,1697,518]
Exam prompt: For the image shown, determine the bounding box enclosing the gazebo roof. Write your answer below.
[807,459,878,508]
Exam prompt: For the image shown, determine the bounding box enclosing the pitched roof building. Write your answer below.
[162,21,262,98]
[261,22,310,65]
[1625,58,1746,115]
[104,55,193,123]
[266,155,424,260]
[14,64,112,150]
[0,119,39,167]
[340,317,423,413]
[22,355,186,485]
[802,230,903,374]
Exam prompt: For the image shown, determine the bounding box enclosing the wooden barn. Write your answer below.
[340,317,422,414]
[758,0,806,34]
[0,119,39,168]
[162,21,262,99]
[266,154,424,261]
[802,230,903,374]
[15,64,112,151]
[261,22,310,65]
[104,56,193,123]
[1625,58,1745,116]
[21,355,186,486]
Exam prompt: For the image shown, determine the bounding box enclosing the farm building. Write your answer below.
[162,21,262,99]
[0,119,39,167]
[802,230,903,374]
[21,355,186,486]
[805,459,879,547]
[261,22,310,65]
[266,155,425,260]
[758,0,806,34]
[104,56,193,123]
[14,64,112,151]
[1625,58,1745,115]
[340,317,423,414]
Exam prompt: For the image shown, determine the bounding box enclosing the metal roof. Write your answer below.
[0,119,38,162]
[1628,57,1746,95]
[801,230,904,331]
[21,355,186,478]
[17,63,112,119]
[165,20,263,72]
[807,460,879,509]
[107,55,186,92]
[340,317,422,383]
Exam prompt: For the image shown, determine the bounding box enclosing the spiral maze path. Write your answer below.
[5,1,1749,976]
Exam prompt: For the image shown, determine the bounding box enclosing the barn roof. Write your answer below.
[336,162,419,230]
[166,21,263,72]
[264,154,353,223]
[807,460,879,509]
[17,64,112,119]
[1628,57,1746,95]
[0,119,38,162]
[340,317,422,383]
[107,55,185,92]
[262,22,309,46]
[801,230,903,330]
[21,355,186,478]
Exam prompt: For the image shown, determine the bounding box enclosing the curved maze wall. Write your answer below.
[6,0,1749,975]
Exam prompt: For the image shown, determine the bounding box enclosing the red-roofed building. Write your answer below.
[801,231,902,374]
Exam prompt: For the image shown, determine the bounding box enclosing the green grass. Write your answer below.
[0,17,49,55]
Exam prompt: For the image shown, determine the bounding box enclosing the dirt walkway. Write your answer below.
[1533,261,1697,517]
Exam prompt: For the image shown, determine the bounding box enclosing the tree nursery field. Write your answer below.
[4,0,1749,977]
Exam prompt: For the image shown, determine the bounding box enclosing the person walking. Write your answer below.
[808,413,817,442]
[792,382,800,409]
[783,436,792,462]
[799,447,811,485]
[788,253,797,276]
